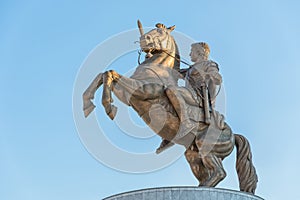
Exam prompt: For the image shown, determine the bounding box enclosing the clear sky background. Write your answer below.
[1,0,300,200]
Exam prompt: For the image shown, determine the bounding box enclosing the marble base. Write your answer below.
[103,187,263,200]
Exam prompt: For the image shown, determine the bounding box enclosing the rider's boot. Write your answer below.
[156,139,174,154]
[155,120,196,154]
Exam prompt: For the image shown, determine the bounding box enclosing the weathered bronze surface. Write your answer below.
[83,20,258,194]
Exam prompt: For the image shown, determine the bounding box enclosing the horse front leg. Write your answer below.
[101,69,163,120]
[102,71,119,120]
[83,73,103,117]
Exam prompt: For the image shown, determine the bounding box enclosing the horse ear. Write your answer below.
[168,25,176,31]
[156,23,166,29]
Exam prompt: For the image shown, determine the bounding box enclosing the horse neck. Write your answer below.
[142,39,180,71]
[173,41,180,72]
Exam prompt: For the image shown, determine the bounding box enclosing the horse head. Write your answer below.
[137,20,179,71]
[138,21,176,54]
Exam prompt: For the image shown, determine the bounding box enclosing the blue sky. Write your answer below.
[1,0,300,199]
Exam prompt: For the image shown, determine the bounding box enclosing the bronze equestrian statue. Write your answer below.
[82,20,258,194]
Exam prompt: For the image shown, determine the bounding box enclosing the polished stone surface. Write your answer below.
[103,187,264,200]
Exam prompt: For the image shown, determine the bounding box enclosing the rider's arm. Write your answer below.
[206,62,222,85]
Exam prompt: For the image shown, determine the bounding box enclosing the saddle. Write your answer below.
[186,104,225,130]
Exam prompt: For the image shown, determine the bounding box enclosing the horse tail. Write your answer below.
[234,134,258,194]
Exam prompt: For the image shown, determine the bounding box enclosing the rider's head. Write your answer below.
[190,42,210,62]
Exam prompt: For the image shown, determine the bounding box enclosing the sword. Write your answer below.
[194,83,211,125]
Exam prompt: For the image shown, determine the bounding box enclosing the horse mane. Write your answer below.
[173,38,180,72]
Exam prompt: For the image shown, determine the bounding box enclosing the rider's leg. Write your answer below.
[165,86,195,122]
[165,86,196,139]
[156,86,197,153]
[176,87,199,106]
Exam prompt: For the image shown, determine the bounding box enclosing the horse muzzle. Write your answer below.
[140,35,155,52]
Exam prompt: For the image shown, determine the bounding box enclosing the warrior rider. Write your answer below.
[156,42,223,154]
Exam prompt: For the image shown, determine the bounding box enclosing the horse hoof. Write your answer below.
[108,105,118,120]
[83,101,96,118]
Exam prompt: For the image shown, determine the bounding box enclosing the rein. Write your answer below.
[144,67,167,89]
[137,49,191,67]
[162,50,191,67]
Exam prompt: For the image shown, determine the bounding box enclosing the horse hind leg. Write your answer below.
[200,153,226,187]
[83,73,103,117]
[184,145,209,186]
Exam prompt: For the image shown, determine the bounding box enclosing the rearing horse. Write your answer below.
[82,21,258,194]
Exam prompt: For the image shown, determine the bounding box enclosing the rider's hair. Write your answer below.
[191,42,210,59]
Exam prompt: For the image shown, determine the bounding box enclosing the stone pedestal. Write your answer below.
[103,187,263,200]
